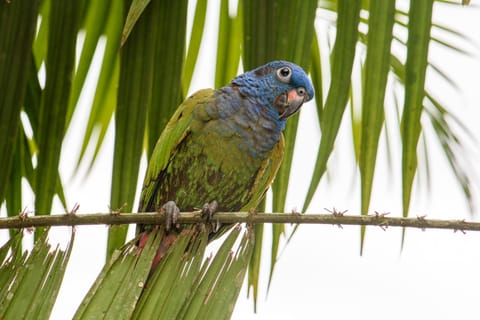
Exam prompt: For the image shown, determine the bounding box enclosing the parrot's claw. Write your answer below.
[202,200,220,233]
[201,200,218,221]
[161,201,180,231]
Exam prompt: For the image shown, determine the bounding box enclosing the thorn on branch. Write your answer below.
[291,208,301,216]
[378,222,389,231]
[18,207,35,233]
[325,207,346,229]
[109,203,127,216]
[417,215,427,231]
[373,211,390,218]
[65,203,80,233]
[68,203,80,216]
[454,219,467,234]
[19,207,29,220]
[290,208,302,226]
[369,211,390,230]
[325,207,347,217]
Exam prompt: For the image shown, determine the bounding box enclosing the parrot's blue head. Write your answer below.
[231,60,314,121]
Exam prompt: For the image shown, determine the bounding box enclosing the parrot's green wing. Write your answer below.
[207,135,284,242]
[139,87,284,215]
[240,134,285,211]
[138,89,214,212]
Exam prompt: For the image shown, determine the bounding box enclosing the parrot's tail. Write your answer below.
[138,230,179,271]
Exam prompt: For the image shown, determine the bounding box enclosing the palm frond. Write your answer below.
[0,0,40,206]
[303,0,362,212]
[108,0,157,258]
[358,0,396,252]
[75,226,252,319]
[0,230,73,319]
[34,1,81,234]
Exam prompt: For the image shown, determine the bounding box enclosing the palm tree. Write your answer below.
[0,0,476,318]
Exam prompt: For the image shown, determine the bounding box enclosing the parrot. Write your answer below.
[137,60,314,268]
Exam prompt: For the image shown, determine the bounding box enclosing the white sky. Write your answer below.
[2,1,480,319]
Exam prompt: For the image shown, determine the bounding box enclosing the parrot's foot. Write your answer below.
[202,200,220,232]
[201,200,218,221]
[161,201,180,231]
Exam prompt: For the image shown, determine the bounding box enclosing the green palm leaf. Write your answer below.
[75,226,252,319]
[108,0,156,257]
[359,0,396,251]
[34,0,81,238]
[0,231,73,319]
[401,0,434,219]
[0,0,40,205]
[303,0,361,212]
[242,0,317,305]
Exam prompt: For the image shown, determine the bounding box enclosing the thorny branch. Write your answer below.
[0,209,479,233]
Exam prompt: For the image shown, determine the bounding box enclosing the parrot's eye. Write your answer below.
[276,67,292,83]
[297,87,306,97]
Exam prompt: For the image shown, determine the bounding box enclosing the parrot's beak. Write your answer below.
[275,88,309,120]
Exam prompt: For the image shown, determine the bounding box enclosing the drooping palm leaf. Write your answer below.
[215,0,242,89]
[305,0,473,222]
[182,0,208,95]
[303,0,361,212]
[107,0,189,259]
[0,0,40,205]
[358,0,396,251]
[242,0,317,306]
[74,0,123,175]
[74,227,162,319]
[65,0,111,127]
[147,0,188,158]
[75,225,253,319]
[21,52,69,220]
[0,230,73,319]
[108,0,157,258]
[401,0,434,221]
[34,1,81,238]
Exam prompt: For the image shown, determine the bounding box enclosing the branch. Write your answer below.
[0,211,478,233]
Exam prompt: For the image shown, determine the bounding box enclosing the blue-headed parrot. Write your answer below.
[138,60,314,268]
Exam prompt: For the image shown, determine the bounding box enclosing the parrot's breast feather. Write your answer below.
[139,87,284,213]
